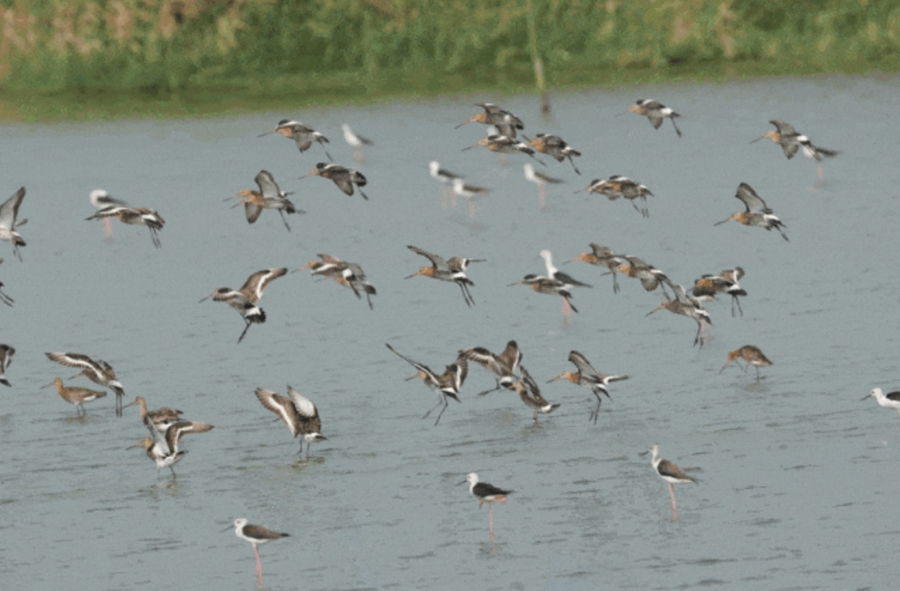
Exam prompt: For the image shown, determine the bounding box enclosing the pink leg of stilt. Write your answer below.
[669,483,678,520]
[103,218,113,239]
[538,186,547,210]
[488,503,494,534]
[561,297,572,321]
[254,545,263,581]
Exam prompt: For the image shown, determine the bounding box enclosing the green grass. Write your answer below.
[2,0,900,121]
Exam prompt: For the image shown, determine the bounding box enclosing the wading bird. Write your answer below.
[623,99,682,137]
[691,268,747,317]
[342,123,373,162]
[752,120,838,179]
[645,284,712,347]
[567,243,622,293]
[303,163,368,200]
[525,133,581,173]
[386,343,467,426]
[254,386,327,459]
[580,176,655,217]
[43,378,106,417]
[460,472,513,536]
[0,187,27,260]
[459,340,523,396]
[548,351,628,423]
[463,135,545,165]
[456,103,524,138]
[45,352,126,416]
[864,388,900,416]
[296,254,376,309]
[513,367,560,425]
[200,268,288,344]
[86,205,165,248]
[642,444,697,520]
[125,395,183,427]
[719,345,772,382]
[132,420,214,480]
[523,164,563,210]
[89,189,127,238]
[259,119,332,160]
[228,518,289,585]
[715,183,788,241]
[225,170,303,231]
[406,245,482,307]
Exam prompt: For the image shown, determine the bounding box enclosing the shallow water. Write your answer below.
[1,74,898,590]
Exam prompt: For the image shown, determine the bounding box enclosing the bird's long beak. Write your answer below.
[199,293,215,303]
[714,215,735,226]
[546,373,564,384]
[644,304,665,317]
[124,397,140,408]
[461,144,477,152]
[40,381,55,389]
[220,524,234,533]
[719,361,732,374]
[749,135,766,144]
[507,280,524,287]
[457,478,468,485]
[68,370,85,380]
[257,130,277,138]
[638,450,650,456]
[404,270,422,280]
[861,393,873,401]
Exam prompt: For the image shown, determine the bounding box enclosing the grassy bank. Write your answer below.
[2,0,899,120]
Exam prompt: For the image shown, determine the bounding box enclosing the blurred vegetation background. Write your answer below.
[1,0,897,118]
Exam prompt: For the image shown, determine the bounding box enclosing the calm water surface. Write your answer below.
[1,75,899,590]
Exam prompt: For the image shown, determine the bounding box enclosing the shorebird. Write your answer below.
[646,284,712,347]
[259,119,332,160]
[225,170,303,231]
[580,176,655,217]
[43,378,106,417]
[463,135,545,165]
[752,120,838,179]
[131,420,214,480]
[0,187,27,261]
[623,99,682,137]
[608,255,672,296]
[0,344,14,387]
[386,343,467,426]
[89,189,127,238]
[228,518,289,584]
[342,123,373,162]
[254,386,327,459]
[864,388,900,416]
[451,177,491,218]
[297,254,376,309]
[509,274,579,318]
[459,472,513,536]
[124,395,183,427]
[406,245,482,307]
[513,367,561,425]
[715,183,789,241]
[548,351,628,423]
[86,205,165,248]
[523,164,563,210]
[512,249,589,319]
[429,161,463,202]
[303,163,368,200]
[691,268,747,317]
[567,243,622,293]
[456,103,524,138]
[643,444,697,520]
[45,352,126,416]
[200,268,288,344]
[525,133,581,173]
[459,340,523,396]
[719,345,772,382]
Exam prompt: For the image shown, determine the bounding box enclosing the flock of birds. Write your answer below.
[3,96,893,584]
